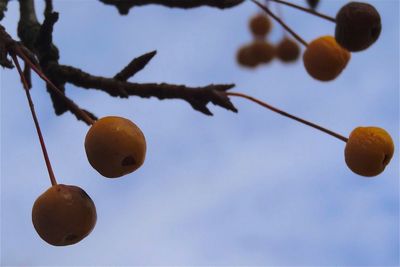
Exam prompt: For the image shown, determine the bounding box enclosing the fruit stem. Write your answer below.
[14,47,95,125]
[226,92,348,143]
[274,1,288,37]
[11,53,58,186]
[252,0,308,47]
[268,0,336,23]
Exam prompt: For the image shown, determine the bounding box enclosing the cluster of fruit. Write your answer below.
[334,1,395,177]
[32,116,147,246]
[237,13,301,68]
[232,1,394,176]
[245,1,381,82]
[302,1,381,81]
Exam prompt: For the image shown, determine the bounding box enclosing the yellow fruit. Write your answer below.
[85,116,146,178]
[303,36,351,81]
[249,13,272,38]
[345,127,394,177]
[237,44,259,68]
[32,184,97,246]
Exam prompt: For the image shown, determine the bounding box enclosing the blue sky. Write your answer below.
[1,0,399,266]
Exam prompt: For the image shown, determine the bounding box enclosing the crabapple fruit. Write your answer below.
[249,13,272,38]
[276,37,300,63]
[250,40,275,64]
[303,36,351,81]
[335,2,381,52]
[345,127,394,177]
[85,116,146,178]
[237,44,259,68]
[32,184,97,246]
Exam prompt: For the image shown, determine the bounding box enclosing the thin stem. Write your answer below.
[226,92,348,143]
[274,1,287,37]
[268,0,336,23]
[251,0,308,47]
[11,53,58,186]
[15,47,95,125]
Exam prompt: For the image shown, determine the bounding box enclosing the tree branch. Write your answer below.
[0,25,14,68]
[0,0,8,21]
[54,64,238,115]
[8,0,239,123]
[44,0,53,17]
[99,0,244,15]
[114,50,157,82]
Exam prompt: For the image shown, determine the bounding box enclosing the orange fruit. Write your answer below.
[32,184,97,246]
[85,116,146,178]
[303,36,351,81]
[345,127,394,177]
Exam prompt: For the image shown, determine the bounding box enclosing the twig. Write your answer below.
[23,61,32,89]
[11,0,239,120]
[44,0,53,17]
[54,64,238,116]
[0,0,8,21]
[11,53,58,186]
[251,0,308,47]
[114,50,157,82]
[15,47,96,125]
[99,0,244,14]
[268,0,335,23]
[227,92,348,142]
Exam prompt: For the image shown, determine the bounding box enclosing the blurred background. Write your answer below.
[1,0,399,265]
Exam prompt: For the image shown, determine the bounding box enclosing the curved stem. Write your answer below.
[11,54,58,186]
[226,92,348,143]
[268,0,336,23]
[251,0,308,47]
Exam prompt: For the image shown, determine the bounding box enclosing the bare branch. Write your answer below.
[0,0,8,21]
[54,64,238,115]
[99,0,244,15]
[2,8,94,124]
[0,25,14,68]
[9,0,239,122]
[44,0,53,17]
[35,11,59,63]
[18,0,41,51]
[114,50,157,82]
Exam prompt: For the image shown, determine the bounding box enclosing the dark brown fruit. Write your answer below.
[306,0,320,10]
[237,45,259,68]
[249,40,275,64]
[276,38,300,63]
[335,2,381,52]
[249,13,272,38]
[32,184,97,246]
